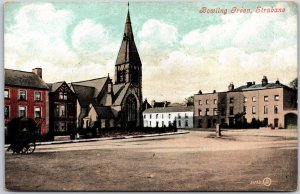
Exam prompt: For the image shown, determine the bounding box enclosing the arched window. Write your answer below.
[119,70,126,83]
[125,95,137,124]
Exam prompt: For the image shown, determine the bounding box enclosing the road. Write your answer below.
[5,129,298,191]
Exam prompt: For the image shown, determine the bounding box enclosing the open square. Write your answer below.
[5,129,297,191]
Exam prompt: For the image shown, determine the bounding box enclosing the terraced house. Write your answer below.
[4,68,49,135]
[143,101,194,128]
[194,76,297,129]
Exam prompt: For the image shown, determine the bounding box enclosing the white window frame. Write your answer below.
[4,89,10,99]
[264,96,269,102]
[252,96,256,102]
[59,92,68,100]
[213,108,217,115]
[264,105,268,114]
[34,106,42,118]
[214,99,217,104]
[252,106,256,114]
[18,90,27,100]
[18,105,27,117]
[34,91,42,101]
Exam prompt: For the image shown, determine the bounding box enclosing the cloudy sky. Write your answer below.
[4,1,297,102]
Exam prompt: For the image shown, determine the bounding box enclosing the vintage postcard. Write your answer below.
[3,0,298,191]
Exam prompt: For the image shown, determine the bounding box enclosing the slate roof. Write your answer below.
[113,83,130,105]
[144,105,194,114]
[72,77,107,98]
[233,82,291,92]
[92,105,115,119]
[47,82,64,92]
[5,69,49,90]
[71,84,95,107]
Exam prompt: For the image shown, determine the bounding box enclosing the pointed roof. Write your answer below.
[72,77,108,98]
[47,81,64,92]
[115,6,142,66]
[113,83,131,105]
[71,84,95,107]
[91,104,115,119]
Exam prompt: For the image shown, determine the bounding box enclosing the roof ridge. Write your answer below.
[5,68,35,74]
[71,83,95,88]
[72,76,108,83]
[47,81,64,84]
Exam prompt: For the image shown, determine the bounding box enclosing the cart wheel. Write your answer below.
[24,142,36,154]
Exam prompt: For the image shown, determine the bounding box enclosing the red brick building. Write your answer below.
[4,68,49,135]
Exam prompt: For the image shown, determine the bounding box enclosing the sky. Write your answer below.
[4,1,297,103]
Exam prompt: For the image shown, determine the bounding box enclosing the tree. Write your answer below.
[234,112,246,128]
[289,78,298,90]
[184,96,194,106]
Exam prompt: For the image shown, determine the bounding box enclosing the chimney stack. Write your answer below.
[151,100,156,108]
[164,101,168,108]
[106,77,114,106]
[32,68,42,79]
[228,82,234,91]
[261,76,268,86]
[246,82,252,87]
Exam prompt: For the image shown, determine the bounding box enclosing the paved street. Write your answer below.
[5,129,297,191]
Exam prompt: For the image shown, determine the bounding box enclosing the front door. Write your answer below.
[274,118,279,128]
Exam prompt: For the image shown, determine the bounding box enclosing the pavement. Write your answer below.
[4,130,189,148]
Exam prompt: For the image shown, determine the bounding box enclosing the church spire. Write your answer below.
[115,2,142,85]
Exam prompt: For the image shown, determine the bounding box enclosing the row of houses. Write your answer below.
[143,76,298,130]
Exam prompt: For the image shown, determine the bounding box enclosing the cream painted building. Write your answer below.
[194,76,297,129]
[143,104,194,128]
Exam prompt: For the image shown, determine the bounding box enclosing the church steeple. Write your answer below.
[115,3,142,86]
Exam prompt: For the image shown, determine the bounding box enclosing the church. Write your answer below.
[71,7,143,130]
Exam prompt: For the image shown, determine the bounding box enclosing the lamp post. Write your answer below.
[216,110,221,138]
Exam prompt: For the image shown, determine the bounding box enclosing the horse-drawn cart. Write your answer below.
[6,117,37,154]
